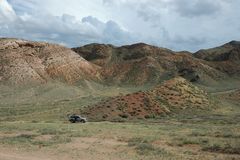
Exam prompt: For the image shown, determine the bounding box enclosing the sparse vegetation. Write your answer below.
[202,143,240,155]
[128,137,169,156]
[0,133,71,147]
[1,39,240,159]
[0,105,239,159]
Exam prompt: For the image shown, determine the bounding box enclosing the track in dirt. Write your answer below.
[211,88,239,95]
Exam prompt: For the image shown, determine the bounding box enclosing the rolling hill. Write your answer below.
[0,38,100,85]
[194,41,240,77]
[82,77,211,121]
[0,38,239,121]
[1,38,239,87]
[73,42,240,86]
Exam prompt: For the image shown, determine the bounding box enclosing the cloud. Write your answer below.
[168,35,207,51]
[137,5,162,24]
[1,0,240,52]
[0,0,135,47]
[82,16,135,45]
[171,0,221,18]
[103,20,134,44]
[0,0,16,22]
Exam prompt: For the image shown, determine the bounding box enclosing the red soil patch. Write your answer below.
[82,77,210,121]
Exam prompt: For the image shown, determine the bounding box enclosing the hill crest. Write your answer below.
[0,38,100,85]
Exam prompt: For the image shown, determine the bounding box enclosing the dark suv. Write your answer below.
[68,115,87,123]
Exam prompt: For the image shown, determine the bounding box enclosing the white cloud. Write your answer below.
[0,0,135,47]
[100,0,240,51]
[1,0,240,51]
[0,0,16,22]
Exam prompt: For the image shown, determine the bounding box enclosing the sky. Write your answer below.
[0,0,240,51]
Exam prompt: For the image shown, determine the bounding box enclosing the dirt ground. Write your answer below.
[0,120,240,160]
[0,136,130,160]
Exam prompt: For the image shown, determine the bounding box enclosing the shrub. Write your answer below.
[144,114,156,119]
[127,137,168,156]
[202,144,240,154]
[119,113,128,118]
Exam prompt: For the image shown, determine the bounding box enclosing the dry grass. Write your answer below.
[0,113,239,160]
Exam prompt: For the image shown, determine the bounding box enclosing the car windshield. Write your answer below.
[70,115,79,118]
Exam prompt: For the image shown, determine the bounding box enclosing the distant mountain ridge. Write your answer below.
[194,41,240,61]
[73,41,240,86]
[0,38,239,86]
[194,41,240,76]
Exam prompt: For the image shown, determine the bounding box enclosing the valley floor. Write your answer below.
[0,115,240,160]
[0,85,239,160]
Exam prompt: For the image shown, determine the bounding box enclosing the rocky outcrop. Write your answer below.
[0,38,100,85]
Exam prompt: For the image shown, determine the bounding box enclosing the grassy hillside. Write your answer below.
[83,77,214,121]
[0,81,153,122]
